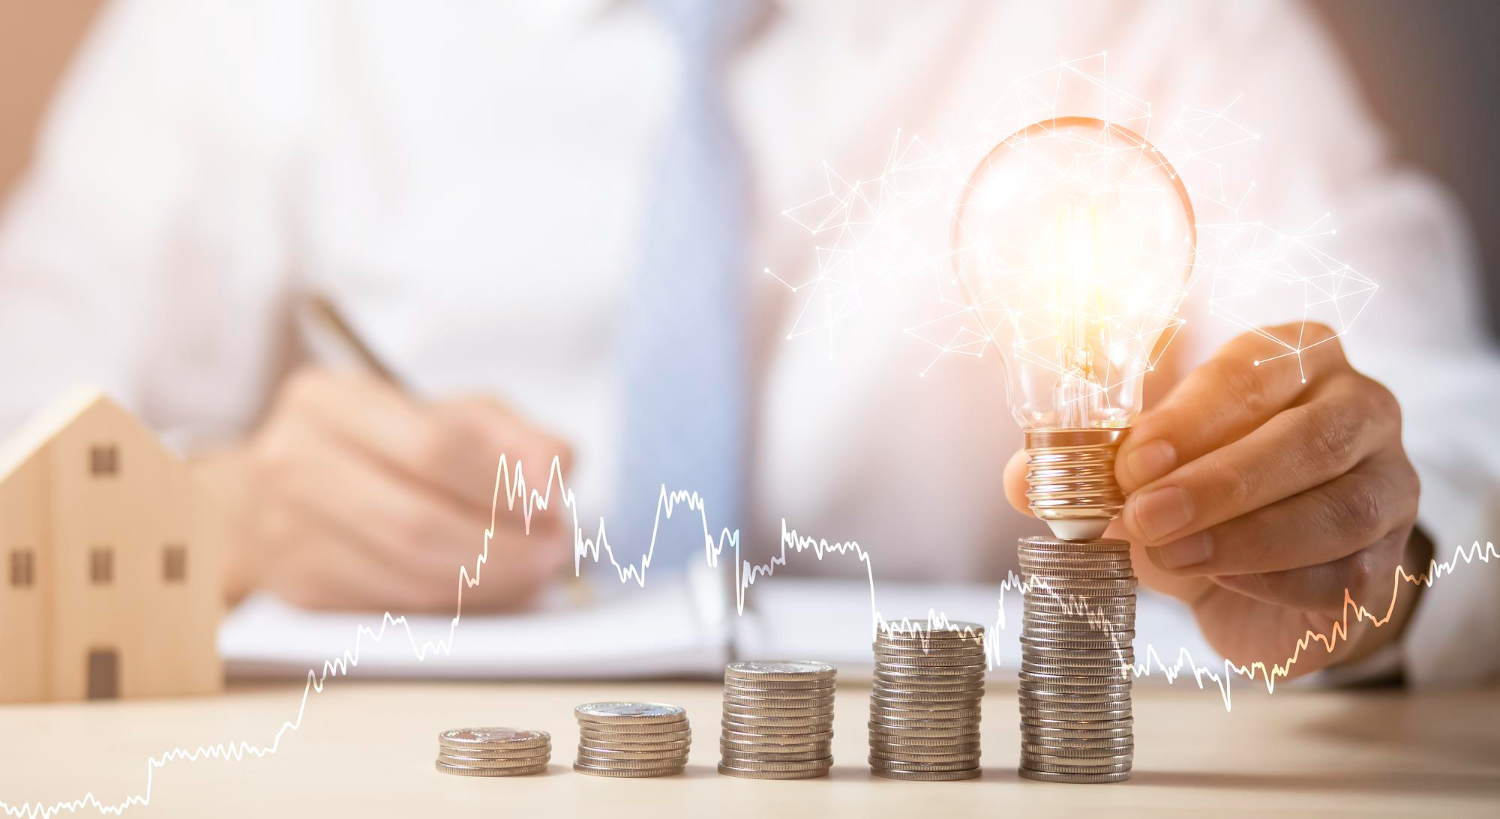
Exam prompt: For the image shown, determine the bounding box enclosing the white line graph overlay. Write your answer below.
[3,451,1494,817]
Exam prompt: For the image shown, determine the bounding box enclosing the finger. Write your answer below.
[1003,448,1033,518]
[1145,448,1419,576]
[1121,371,1397,546]
[1117,322,1348,493]
[1207,530,1409,617]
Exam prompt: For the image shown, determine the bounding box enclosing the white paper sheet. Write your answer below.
[220,575,1219,684]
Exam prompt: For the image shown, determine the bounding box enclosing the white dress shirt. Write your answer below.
[1,0,1496,686]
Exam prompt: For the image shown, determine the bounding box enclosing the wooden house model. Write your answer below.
[0,387,221,702]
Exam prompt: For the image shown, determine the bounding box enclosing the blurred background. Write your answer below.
[4,0,1494,333]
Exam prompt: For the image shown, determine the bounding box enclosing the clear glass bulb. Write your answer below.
[953,117,1196,540]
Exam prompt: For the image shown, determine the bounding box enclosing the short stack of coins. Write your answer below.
[868,620,987,781]
[573,702,691,778]
[435,727,551,777]
[1018,535,1135,783]
[718,660,837,779]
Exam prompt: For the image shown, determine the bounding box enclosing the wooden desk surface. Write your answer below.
[3,680,1497,817]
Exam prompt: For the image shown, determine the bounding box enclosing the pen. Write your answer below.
[300,294,594,607]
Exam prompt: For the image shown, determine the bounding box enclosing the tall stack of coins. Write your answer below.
[435,727,551,777]
[574,702,691,778]
[868,620,987,781]
[718,660,837,779]
[1018,535,1135,783]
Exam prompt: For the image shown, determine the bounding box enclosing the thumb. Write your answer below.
[1003,448,1034,518]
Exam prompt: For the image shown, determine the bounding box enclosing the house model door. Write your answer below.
[86,648,118,700]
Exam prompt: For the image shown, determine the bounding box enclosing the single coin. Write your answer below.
[576,719,691,736]
[1024,602,1138,617]
[436,744,556,759]
[724,660,838,682]
[716,754,833,772]
[721,727,835,744]
[573,761,684,778]
[435,760,548,777]
[1020,709,1133,725]
[574,702,686,724]
[573,752,688,769]
[1019,551,1134,564]
[876,661,987,676]
[1018,768,1130,784]
[723,684,840,699]
[720,745,832,761]
[871,682,985,700]
[575,722,691,738]
[867,721,981,739]
[869,737,981,753]
[1023,750,1134,765]
[1021,637,1133,653]
[721,676,837,691]
[717,763,829,779]
[721,738,831,754]
[437,753,552,769]
[866,732,980,749]
[1017,694,1132,711]
[1021,762,1133,777]
[1019,672,1134,688]
[1022,614,1136,631]
[1019,655,1130,670]
[438,727,551,751]
[1020,564,1134,576]
[870,767,981,781]
[869,709,981,725]
[720,718,832,736]
[869,757,979,773]
[871,701,982,717]
[1019,535,1129,549]
[575,745,687,761]
[1020,684,1133,698]
[722,700,835,717]
[1023,725,1133,740]
[1021,742,1134,757]
[870,749,981,764]
[871,676,987,693]
[872,653,987,669]
[1024,625,1137,641]
[873,642,987,657]
[718,710,834,726]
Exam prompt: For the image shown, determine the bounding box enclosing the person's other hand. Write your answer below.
[1005,323,1431,678]
[197,368,573,612]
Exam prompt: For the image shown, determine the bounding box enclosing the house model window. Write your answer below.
[163,544,187,583]
[9,548,34,588]
[89,546,113,585]
[89,444,118,476]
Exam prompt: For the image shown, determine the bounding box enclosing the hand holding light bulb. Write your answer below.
[1009,322,1429,678]
[956,118,1430,676]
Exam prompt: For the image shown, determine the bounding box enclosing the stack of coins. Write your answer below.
[1018,535,1135,784]
[718,660,837,779]
[573,702,691,778]
[868,620,987,781]
[435,727,551,777]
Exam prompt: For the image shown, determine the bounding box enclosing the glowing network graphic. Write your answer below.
[770,53,1378,380]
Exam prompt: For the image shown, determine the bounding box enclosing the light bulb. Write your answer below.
[953,117,1196,541]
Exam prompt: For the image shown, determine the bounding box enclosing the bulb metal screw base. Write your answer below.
[1024,428,1128,542]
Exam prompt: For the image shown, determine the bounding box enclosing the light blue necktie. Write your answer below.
[617,0,755,569]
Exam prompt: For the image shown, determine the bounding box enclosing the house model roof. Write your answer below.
[0,386,181,483]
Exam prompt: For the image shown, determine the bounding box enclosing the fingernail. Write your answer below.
[1154,532,1213,569]
[1124,439,1177,487]
[1131,485,1196,541]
